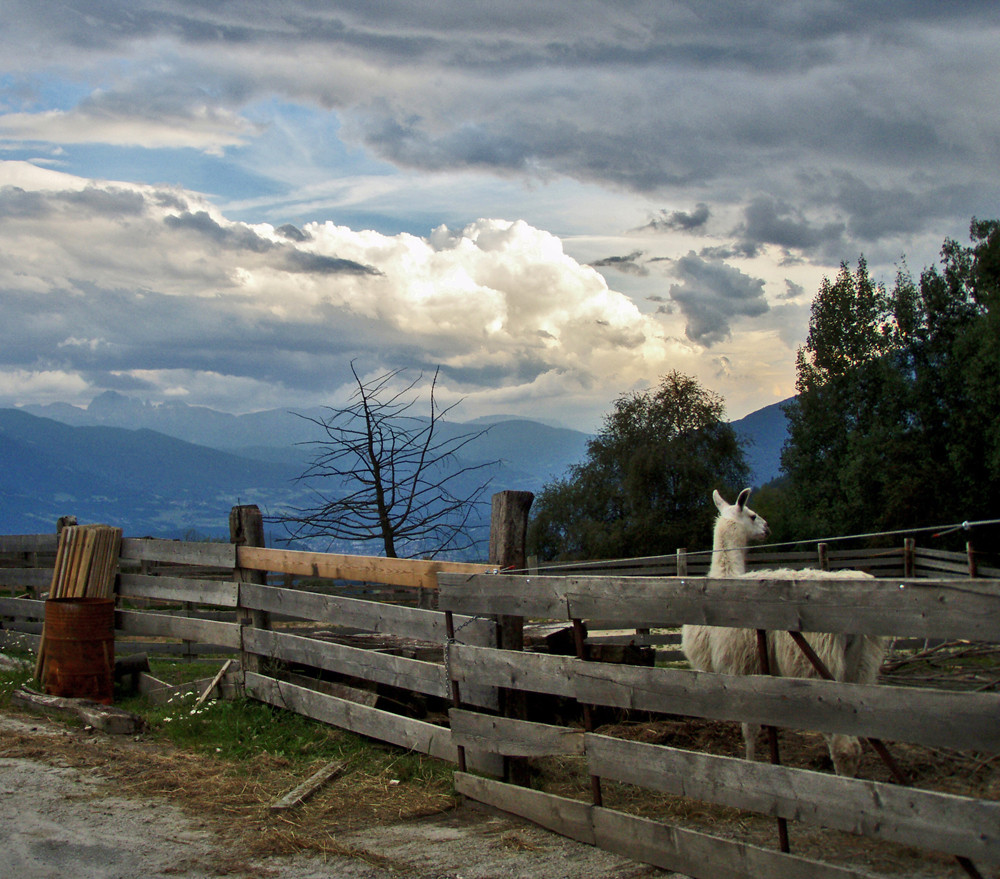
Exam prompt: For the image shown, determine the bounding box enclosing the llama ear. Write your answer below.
[736,488,752,511]
[713,489,727,512]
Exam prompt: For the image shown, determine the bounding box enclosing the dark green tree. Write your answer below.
[781,258,903,537]
[528,371,748,560]
[782,220,1000,544]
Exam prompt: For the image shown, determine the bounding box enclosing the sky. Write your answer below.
[1,2,998,432]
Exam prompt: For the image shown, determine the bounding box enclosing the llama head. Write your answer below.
[713,488,770,546]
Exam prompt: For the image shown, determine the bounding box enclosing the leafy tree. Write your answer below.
[529,371,748,560]
[782,220,1000,545]
[281,364,496,558]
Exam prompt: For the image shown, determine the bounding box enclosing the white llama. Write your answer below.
[680,488,887,776]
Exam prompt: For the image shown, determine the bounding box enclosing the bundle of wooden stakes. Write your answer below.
[35,524,123,681]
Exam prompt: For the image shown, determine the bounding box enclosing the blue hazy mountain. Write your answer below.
[5,394,787,540]
[730,398,791,487]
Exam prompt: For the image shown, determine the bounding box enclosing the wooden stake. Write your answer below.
[194,659,234,708]
[270,760,348,811]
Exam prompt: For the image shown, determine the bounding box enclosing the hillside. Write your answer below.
[3,394,788,542]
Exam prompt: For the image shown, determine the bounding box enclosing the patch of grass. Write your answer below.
[0,650,35,706]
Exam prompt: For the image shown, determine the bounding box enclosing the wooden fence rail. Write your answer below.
[437,571,1000,879]
[2,519,999,878]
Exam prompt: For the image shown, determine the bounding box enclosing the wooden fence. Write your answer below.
[1,510,999,878]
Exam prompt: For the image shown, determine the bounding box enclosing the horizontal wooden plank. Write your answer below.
[0,629,40,651]
[0,596,46,618]
[455,773,877,879]
[591,801,878,879]
[117,573,239,607]
[240,582,496,646]
[120,538,236,569]
[0,568,54,589]
[115,609,241,649]
[237,546,490,591]
[0,534,58,554]
[447,644,1000,752]
[454,772,597,845]
[243,628,450,701]
[438,573,1000,640]
[245,672,457,761]
[586,734,1000,864]
[449,708,585,756]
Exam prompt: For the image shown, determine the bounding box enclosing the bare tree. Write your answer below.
[281,364,496,558]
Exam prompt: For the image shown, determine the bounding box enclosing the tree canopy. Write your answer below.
[528,371,748,560]
[780,218,1000,544]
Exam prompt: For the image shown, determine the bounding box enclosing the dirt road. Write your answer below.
[0,714,669,879]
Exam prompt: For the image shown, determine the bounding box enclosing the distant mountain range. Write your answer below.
[1,392,788,545]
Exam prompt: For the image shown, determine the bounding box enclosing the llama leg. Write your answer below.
[742,722,760,762]
[827,734,862,777]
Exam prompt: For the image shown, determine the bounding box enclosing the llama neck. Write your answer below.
[709,520,747,578]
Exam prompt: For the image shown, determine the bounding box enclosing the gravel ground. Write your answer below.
[0,714,671,879]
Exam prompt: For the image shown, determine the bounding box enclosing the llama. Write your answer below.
[681,488,887,776]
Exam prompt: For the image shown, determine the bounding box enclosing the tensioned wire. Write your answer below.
[502,517,1000,576]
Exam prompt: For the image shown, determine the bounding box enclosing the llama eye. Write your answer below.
[749,514,756,521]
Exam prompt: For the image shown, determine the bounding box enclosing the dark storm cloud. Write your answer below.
[640,203,711,233]
[737,195,845,254]
[668,252,769,345]
[590,251,648,277]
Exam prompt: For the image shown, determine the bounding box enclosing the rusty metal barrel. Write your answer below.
[42,597,115,704]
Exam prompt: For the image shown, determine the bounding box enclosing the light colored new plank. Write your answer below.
[245,672,456,761]
[117,573,239,607]
[119,538,236,568]
[236,545,490,591]
[586,734,1000,864]
[449,709,585,756]
[116,609,241,648]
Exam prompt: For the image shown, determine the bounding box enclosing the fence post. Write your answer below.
[676,547,688,577]
[231,505,269,683]
[817,543,829,571]
[904,537,916,578]
[967,541,978,578]
[489,490,533,785]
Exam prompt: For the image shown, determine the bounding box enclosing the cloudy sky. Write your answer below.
[1,2,997,431]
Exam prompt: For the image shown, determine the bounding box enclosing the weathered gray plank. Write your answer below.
[0,568,54,589]
[449,708,585,756]
[447,643,577,697]
[438,573,1000,640]
[0,596,46,618]
[115,609,241,648]
[454,772,597,846]
[240,582,495,646]
[447,644,1000,751]
[454,773,877,879]
[0,629,39,651]
[243,628,450,700]
[119,538,236,568]
[592,803,878,879]
[117,573,239,607]
[245,672,456,761]
[586,734,1000,864]
[0,534,58,554]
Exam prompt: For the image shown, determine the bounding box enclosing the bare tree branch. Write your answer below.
[278,364,497,558]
